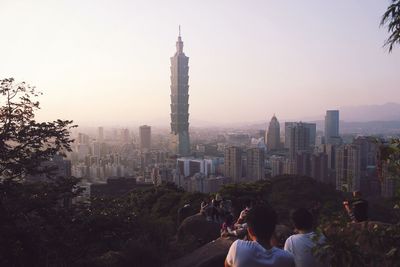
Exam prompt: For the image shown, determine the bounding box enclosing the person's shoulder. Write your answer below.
[273,247,294,257]
[285,233,303,244]
[272,247,295,264]
[284,234,294,246]
[233,240,263,253]
[234,239,253,248]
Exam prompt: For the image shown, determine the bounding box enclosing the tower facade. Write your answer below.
[335,144,361,192]
[246,147,265,181]
[139,125,151,151]
[266,115,280,151]
[170,29,191,156]
[325,110,340,144]
[224,146,242,183]
[288,122,311,159]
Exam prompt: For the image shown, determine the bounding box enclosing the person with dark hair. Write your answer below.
[343,191,368,223]
[225,205,294,267]
[284,208,325,267]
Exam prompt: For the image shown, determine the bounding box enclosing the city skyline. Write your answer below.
[1,0,400,126]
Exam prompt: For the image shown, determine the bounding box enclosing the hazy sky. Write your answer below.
[1,0,399,126]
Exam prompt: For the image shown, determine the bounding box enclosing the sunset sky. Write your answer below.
[1,0,399,126]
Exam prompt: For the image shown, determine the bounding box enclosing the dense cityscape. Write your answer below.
[51,33,398,202]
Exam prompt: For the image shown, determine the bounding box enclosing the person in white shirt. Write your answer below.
[225,205,295,267]
[284,208,325,267]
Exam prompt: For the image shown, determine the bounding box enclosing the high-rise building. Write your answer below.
[98,127,104,142]
[246,147,265,181]
[318,143,337,184]
[285,122,316,148]
[381,161,397,198]
[336,144,361,192]
[270,155,285,177]
[139,125,151,150]
[92,141,101,158]
[310,152,328,183]
[266,115,281,151]
[288,122,311,159]
[170,28,191,156]
[224,146,242,182]
[353,136,380,196]
[295,151,311,177]
[119,129,130,143]
[325,110,340,144]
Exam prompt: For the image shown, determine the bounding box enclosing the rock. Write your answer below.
[177,213,221,245]
[166,237,235,267]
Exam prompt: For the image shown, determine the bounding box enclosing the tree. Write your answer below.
[0,78,75,180]
[381,0,400,52]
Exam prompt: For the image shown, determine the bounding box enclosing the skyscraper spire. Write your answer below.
[176,25,184,54]
[170,28,190,156]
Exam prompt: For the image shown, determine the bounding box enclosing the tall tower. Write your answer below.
[170,27,191,156]
[266,115,280,151]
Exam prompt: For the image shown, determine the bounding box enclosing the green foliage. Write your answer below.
[381,0,400,52]
[314,219,400,267]
[0,177,85,266]
[219,176,342,224]
[219,180,271,214]
[267,175,342,224]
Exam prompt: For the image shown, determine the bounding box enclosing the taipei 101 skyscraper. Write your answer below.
[170,27,190,156]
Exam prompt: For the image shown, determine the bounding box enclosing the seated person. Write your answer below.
[284,208,325,267]
[343,191,368,223]
[225,205,295,267]
[221,213,236,237]
[235,201,252,227]
[200,198,210,214]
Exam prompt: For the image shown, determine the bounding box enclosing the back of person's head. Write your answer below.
[246,205,277,240]
[353,191,362,198]
[291,208,313,231]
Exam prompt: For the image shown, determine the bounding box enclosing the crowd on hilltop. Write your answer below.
[193,191,369,267]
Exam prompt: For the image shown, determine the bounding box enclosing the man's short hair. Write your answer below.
[291,208,313,231]
[246,205,277,240]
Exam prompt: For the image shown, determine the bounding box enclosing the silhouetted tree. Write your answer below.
[0,78,75,180]
[381,0,400,52]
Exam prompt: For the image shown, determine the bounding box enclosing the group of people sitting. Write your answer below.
[200,194,233,223]
[223,205,324,267]
[220,191,368,267]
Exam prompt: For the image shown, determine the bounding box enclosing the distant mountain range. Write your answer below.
[230,103,400,134]
[339,102,400,122]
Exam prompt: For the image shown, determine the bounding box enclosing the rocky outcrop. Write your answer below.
[166,237,235,267]
[177,213,221,245]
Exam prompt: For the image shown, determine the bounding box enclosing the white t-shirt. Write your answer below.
[226,240,295,267]
[284,232,325,267]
